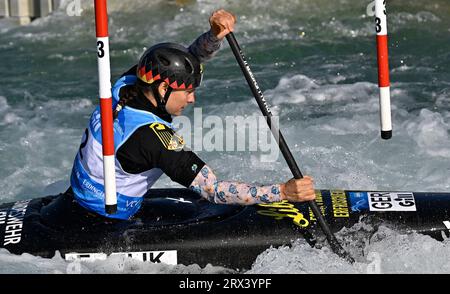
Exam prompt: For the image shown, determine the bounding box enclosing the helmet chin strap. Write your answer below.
[150,83,173,113]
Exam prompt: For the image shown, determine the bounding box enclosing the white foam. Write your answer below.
[0,96,10,112]
[405,109,450,158]
[248,225,450,274]
[392,11,441,25]
[0,249,233,274]
[1,0,450,274]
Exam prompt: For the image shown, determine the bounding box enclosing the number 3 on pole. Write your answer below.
[375,17,381,33]
[97,41,105,58]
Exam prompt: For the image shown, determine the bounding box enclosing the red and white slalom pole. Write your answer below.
[375,0,392,139]
[94,0,117,214]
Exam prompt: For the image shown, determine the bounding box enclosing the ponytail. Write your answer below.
[113,84,139,119]
[113,81,169,120]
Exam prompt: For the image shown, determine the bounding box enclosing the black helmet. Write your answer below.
[136,43,203,90]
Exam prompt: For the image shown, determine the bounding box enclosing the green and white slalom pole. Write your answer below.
[94,0,117,214]
[375,0,392,140]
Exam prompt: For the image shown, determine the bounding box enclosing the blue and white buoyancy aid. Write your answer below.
[70,75,174,220]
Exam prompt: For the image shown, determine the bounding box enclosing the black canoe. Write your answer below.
[0,188,449,270]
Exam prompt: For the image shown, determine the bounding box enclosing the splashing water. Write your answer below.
[1,0,450,273]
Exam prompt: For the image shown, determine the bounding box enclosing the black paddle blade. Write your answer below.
[330,239,355,264]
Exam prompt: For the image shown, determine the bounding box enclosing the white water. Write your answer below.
[1,0,450,273]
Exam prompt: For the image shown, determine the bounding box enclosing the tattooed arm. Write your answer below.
[189,165,283,205]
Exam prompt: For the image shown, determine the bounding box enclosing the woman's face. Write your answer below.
[164,88,196,116]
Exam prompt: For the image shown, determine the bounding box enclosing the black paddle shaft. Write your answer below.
[226,33,354,263]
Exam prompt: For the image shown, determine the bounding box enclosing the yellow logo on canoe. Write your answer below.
[257,200,309,228]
